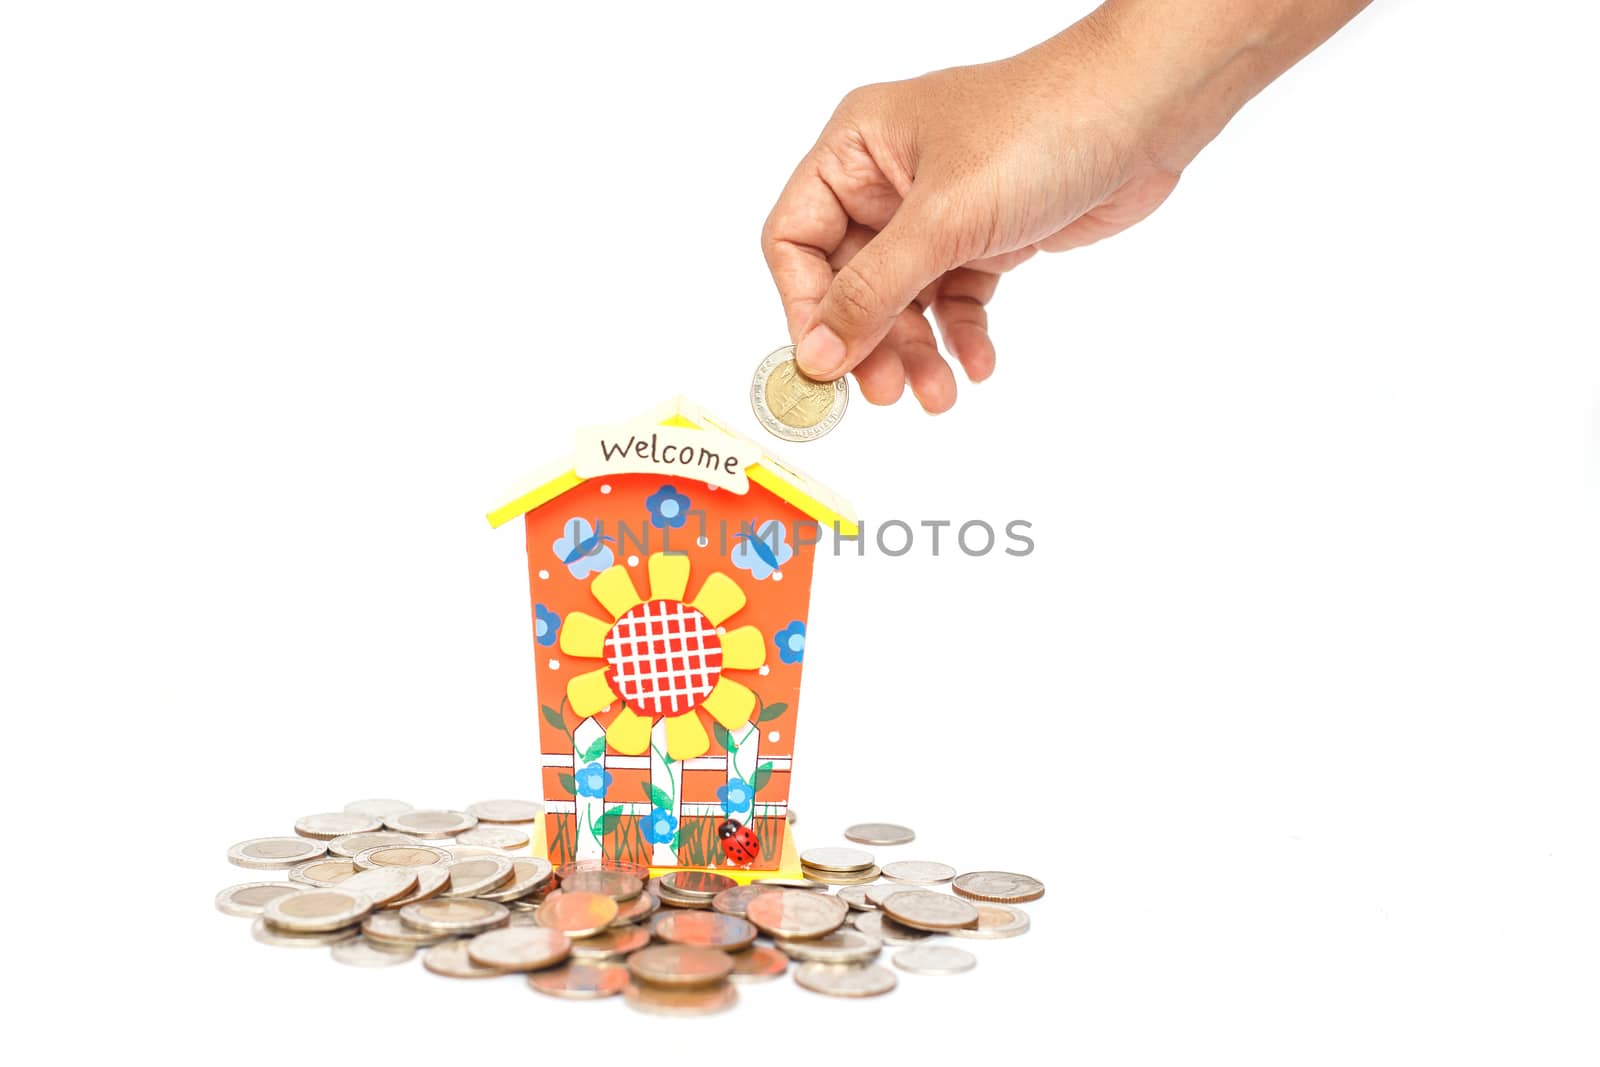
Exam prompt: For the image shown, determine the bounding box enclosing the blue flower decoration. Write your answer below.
[534,604,562,647]
[774,620,806,664]
[644,484,692,530]
[574,762,613,799]
[551,517,615,579]
[641,807,678,844]
[717,779,754,815]
[731,519,794,581]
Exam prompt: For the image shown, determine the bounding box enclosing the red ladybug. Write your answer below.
[718,819,760,866]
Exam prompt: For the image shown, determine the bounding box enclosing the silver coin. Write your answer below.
[422,938,506,978]
[383,809,477,839]
[339,867,420,907]
[744,890,849,940]
[800,863,881,886]
[228,836,325,870]
[343,798,414,820]
[289,857,359,887]
[215,881,305,917]
[294,811,382,840]
[331,937,416,968]
[835,885,877,911]
[799,847,875,873]
[748,877,829,891]
[881,860,957,885]
[353,843,452,870]
[476,858,554,903]
[774,929,882,964]
[466,799,543,824]
[262,888,372,933]
[852,910,932,945]
[251,917,360,948]
[381,864,452,909]
[844,822,915,846]
[443,855,515,897]
[880,889,980,932]
[362,908,451,947]
[750,344,849,443]
[466,926,572,972]
[947,902,1032,940]
[866,883,913,909]
[327,831,421,858]
[951,870,1046,904]
[892,943,977,975]
[400,897,510,936]
[651,910,759,952]
[793,961,896,997]
[454,825,531,850]
[446,845,515,861]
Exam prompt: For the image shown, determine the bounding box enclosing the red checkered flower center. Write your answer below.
[602,599,724,718]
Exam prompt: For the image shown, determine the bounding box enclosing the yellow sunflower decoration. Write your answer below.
[558,551,766,760]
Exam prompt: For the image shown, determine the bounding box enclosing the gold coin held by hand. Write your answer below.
[751,345,848,442]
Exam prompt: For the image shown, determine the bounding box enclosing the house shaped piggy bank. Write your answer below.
[487,398,855,875]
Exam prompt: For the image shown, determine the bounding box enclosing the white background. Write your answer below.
[3,1,1598,1063]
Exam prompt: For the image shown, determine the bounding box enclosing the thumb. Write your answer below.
[795,191,957,380]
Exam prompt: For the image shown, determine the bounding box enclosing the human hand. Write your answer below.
[761,0,1371,412]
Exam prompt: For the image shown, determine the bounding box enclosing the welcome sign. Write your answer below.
[575,422,763,494]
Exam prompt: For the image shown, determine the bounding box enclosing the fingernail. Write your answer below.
[795,324,846,378]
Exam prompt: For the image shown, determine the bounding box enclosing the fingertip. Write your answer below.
[795,324,848,380]
[953,327,996,383]
[852,350,906,406]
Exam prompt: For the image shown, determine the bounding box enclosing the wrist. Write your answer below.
[1034,0,1367,172]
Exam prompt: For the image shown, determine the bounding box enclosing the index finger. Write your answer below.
[761,152,849,343]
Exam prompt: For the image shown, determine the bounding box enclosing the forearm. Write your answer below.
[1033,0,1374,169]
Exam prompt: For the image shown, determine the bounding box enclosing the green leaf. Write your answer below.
[757,701,789,723]
[712,723,734,753]
[599,805,624,836]
[751,761,774,793]
[557,772,578,796]
[642,782,672,811]
[541,704,569,734]
[578,735,606,764]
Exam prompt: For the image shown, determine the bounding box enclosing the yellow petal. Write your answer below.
[689,571,746,626]
[665,712,711,760]
[566,668,617,718]
[702,677,756,731]
[719,625,766,670]
[558,611,612,658]
[647,552,691,601]
[605,705,654,755]
[590,564,642,619]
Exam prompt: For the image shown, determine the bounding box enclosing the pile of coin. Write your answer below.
[218,800,1045,1012]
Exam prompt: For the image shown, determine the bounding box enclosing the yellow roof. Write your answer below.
[486,396,858,535]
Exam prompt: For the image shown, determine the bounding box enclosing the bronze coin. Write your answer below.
[626,944,735,988]
[567,924,651,960]
[528,961,630,1000]
[557,858,651,883]
[659,871,737,899]
[651,910,758,952]
[536,890,619,936]
[560,869,644,901]
[728,946,789,983]
[623,979,738,1016]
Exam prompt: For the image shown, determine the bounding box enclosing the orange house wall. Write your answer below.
[522,472,817,869]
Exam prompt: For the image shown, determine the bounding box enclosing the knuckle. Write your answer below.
[824,265,885,331]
